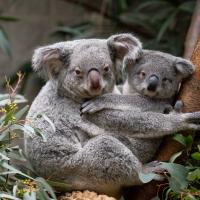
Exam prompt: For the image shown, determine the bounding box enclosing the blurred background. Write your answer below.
[0,0,196,102]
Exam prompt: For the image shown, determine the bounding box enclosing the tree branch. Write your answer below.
[184,0,200,59]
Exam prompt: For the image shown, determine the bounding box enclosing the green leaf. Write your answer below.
[35,177,57,200]
[161,162,188,192]
[173,134,193,147]
[187,168,200,181]
[191,152,200,161]
[0,95,27,106]
[14,105,29,120]
[13,185,18,197]
[151,197,160,200]
[54,26,80,36]
[0,151,10,161]
[0,193,20,200]
[0,15,19,22]
[178,2,195,13]
[1,160,33,180]
[0,26,11,57]
[23,124,36,138]
[23,191,36,200]
[136,0,171,11]
[170,151,182,163]
[138,172,155,183]
[47,180,73,192]
[157,10,177,42]
[7,149,27,162]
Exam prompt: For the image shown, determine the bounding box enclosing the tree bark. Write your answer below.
[184,0,200,59]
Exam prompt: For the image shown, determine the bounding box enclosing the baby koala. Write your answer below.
[81,50,194,164]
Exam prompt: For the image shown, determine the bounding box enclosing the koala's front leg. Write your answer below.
[81,94,140,114]
[76,119,109,137]
[84,109,200,139]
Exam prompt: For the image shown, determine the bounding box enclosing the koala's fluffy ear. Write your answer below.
[174,58,195,80]
[32,43,69,79]
[107,33,142,69]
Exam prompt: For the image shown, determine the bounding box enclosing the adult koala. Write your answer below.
[25,34,200,197]
[25,34,142,196]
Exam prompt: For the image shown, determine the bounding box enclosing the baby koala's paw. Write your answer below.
[174,100,184,113]
[80,99,105,115]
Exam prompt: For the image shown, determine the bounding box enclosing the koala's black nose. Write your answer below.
[147,75,159,92]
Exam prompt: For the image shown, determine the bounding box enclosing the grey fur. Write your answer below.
[81,50,200,178]
[25,34,144,197]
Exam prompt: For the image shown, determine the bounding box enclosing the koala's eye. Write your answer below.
[135,58,140,63]
[139,71,146,79]
[74,67,82,75]
[103,64,110,72]
[163,78,172,83]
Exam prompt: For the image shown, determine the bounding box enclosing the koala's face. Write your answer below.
[126,50,194,99]
[32,34,142,101]
[59,41,116,99]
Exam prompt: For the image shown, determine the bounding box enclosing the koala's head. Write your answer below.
[125,50,194,99]
[32,34,142,101]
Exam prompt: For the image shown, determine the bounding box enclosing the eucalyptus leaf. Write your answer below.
[178,2,195,13]
[0,26,11,57]
[35,177,57,200]
[161,162,188,192]
[23,191,36,200]
[0,193,20,200]
[0,151,10,161]
[136,0,171,11]
[0,15,19,22]
[170,151,182,163]
[191,152,200,161]
[173,134,193,147]
[151,197,160,200]
[1,161,33,180]
[187,168,200,181]
[14,105,29,120]
[138,172,155,183]
[157,10,177,42]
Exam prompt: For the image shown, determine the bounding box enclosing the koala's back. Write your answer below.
[24,80,88,176]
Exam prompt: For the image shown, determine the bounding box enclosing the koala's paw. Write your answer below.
[81,99,105,114]
[174,100,183,113]
[143,161,166,180]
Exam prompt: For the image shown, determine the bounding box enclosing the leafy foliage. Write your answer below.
[52,0,195,56]
[152,135,200,200]
[0,14,18,57]
[0,73,57,200]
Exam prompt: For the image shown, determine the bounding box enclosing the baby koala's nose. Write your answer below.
[147,75,159,92]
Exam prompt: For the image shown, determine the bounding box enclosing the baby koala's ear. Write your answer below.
[107,33,142,67]
[32,42,70,79]
[174,58,195,80]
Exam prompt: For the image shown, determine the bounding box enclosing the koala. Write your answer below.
[25,35,200,198]
[80,50,197,165]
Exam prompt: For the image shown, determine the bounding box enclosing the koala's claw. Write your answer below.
[81,100,105,114]
[174,100,183,113]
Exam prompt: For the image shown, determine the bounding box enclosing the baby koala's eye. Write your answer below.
[139,71,146,79]
[162,78,172,83]
[74,67,82,76]
[103,64,110,72]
